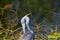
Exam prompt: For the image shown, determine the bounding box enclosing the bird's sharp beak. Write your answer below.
[26,13,31,16]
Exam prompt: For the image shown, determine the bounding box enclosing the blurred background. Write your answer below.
[0,0,60,40]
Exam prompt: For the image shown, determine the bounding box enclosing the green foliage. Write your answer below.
[48,33,60,40]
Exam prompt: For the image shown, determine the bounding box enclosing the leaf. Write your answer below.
[0,31,2,35]
[2,3,13,10]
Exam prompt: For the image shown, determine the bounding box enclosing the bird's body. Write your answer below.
[18,32,34,40]
[20,13,35,40]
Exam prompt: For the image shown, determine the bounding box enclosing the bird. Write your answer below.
[20,13,35,40]
[21,13,33,34]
